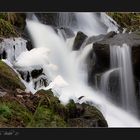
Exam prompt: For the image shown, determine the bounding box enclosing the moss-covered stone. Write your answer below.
[0,97,33,127]
[28,106,67,128]
[0,60,25,91]
[0,13,26,30]
[107,12,140,32]
[34,89,68,119]
[0,18,19,38]
[66,100,108,127]
[0,88,108,127]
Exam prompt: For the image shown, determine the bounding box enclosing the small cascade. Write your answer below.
[21,19,140,126]
[1,13,140,127]
[100,44,138,115]
[100,12,119,33]
[100,68,120,97]
[56,12,119,36]
[56,12,75,28]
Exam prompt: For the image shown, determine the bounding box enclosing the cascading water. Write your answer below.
[13,13,140,126]
[56,12,119,36]
[2,12,140,127]
[100,44,138,115]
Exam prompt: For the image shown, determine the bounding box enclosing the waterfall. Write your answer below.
[56,12,119,36]
[101,44,138,115]
[56,12,74,28]
[2,12,140,127]
[14,16,140,126]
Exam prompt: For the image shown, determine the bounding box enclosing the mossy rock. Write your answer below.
[28,106,67,128]
[34,89,68,119]
[0,60,25,91]
[0,95,67,128]
[0,18,19,38]
[0,13,26,30]
[66,99,108,127]
[0,88,107,128]
[107,12,140,32]
[0,97,33,127]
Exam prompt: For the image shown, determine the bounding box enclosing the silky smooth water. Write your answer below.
[13,16,140,127]
[101,44,138,115]
[1,12,138,127]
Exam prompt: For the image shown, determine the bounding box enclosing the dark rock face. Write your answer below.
[67,100,108,127]
[73,31,88,50]
[86,31,140,114]
[88,32,140,85]
[86,31,117,46]
[0,50,7,59]
[94,32,140,47]
[31,69,43,79]
[26,40,33,51]
[35,13,58,27]
[86,31,117,85]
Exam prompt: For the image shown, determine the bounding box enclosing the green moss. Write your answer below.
[0,89,107,127]
[66,99,77,118]
[0,60,25,90]
[28,106,67,128]
[0,18,19,37]
[0,12,26,30]
[0,13,7,19]
[107,12,140,31]
[0,99,33,127]
[0,104,12,119]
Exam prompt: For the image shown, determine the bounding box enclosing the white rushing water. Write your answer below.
[2,12,140,127]
[57,12,119,36]
[12,13,140,127]
[101,44,138,115]
[110,44,138,114]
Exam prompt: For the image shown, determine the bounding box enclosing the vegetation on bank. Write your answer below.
[0,89,107,127]
[0,13,26,38]
[0,60,107,127]
[107,12,140,31]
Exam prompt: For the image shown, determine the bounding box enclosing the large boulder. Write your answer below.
[88,32,140,85]
[0,60,25,91]
[66,100,108,127]
[87,31,117,85]
[73,31,88,50]
[0,87,108,127]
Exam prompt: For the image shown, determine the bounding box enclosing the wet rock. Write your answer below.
[88,32,140,84]
[26,40,33,51]
[73,31,88,50]
[31,69,43,79]
[67,101,108,127]
[86,31,117,46]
